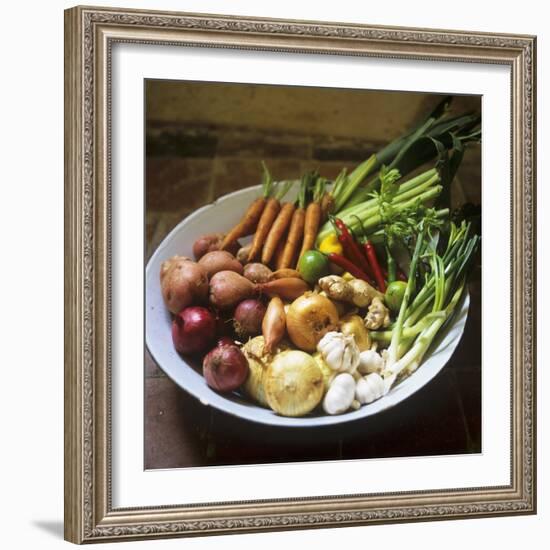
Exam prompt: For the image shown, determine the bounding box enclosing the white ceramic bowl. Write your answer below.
[145,185,469,427]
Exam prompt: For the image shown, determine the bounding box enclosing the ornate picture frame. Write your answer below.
[64,5,536,544]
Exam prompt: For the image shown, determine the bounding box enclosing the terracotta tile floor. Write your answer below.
[144,125,481,469]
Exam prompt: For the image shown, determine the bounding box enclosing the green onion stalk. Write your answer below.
[375,221,479,390]
[386,226,427,367]
[344,115,481,209]
[327,96,480,213]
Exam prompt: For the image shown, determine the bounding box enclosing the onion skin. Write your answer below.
[198,250,243,278]
[217,336,236,348]
[262,296,286,353]
[243,263,272,283]
[264,350,324,417]
[203,344,249,392]
[286,292,339,352]
[172,306,216,355]
[241,336,290,407]
[209,271,255,310]
[160,256,209,314]
[233,299,267,339]
[340,314,371,351]
[241,336,271,406]
[256,277,310,301]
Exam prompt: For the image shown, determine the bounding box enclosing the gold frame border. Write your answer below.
[64,5,536,544]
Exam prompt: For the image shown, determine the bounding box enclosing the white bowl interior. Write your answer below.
[145,185,469,427]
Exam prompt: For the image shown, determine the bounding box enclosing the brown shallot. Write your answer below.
[262,296,286,353]
[256,277,309,302]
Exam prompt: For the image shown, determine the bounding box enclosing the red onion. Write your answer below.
[233,299,266,339]
[217,336,235,348]
[203,344,249,392]
[172,306,216,355]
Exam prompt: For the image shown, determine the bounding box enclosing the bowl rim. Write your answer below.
[145,185,470,428]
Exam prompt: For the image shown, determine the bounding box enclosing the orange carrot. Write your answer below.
[279,206,305,269]
[247,197,281,262]
[222,160,275,250]
[274,230,288,270]
[261,202,295,264]
[298,201,322,262]
[221,197,266,250]
[247,179,294,262]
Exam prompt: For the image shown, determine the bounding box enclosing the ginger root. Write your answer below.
[364,297,391,329]
[318,275,383,308]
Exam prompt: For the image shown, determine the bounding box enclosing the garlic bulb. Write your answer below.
[358,349,385,375]
[323,373,356,415]
[317,331,360,374]
[355,373,387,404]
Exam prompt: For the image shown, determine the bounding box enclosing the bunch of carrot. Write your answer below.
[222,165,326,271]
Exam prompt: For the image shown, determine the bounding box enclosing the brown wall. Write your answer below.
[146,79,480,142]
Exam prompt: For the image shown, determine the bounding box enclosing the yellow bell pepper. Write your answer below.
[318,233,343,256]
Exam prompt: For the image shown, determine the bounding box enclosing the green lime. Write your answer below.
[385,281,407,313]
[298,250,329,284]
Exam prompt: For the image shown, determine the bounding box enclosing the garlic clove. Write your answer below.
[358,349,385,375]
[322,373,356,415]
[355,372,386,404]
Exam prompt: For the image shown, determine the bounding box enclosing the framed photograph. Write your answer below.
[64,5,536,544]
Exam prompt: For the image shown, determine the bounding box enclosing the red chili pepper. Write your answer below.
[364,241,386,293]
[331,217,375,279]
[327,253,374,284]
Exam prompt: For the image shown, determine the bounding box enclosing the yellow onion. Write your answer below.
[241,336,288,407]
[264,350,324,417]
[312,352,336,393]
[286,292,339,352]
[340,314,371,351]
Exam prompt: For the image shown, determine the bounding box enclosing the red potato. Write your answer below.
[198,250,243,278]
[209,271,255,310]
[192,233,240,261]
[160,256,209,314]
[160,255,192,279]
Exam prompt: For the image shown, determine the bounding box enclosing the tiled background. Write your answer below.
[145,82,481,469]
